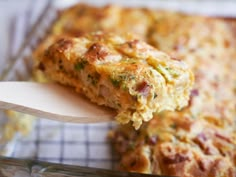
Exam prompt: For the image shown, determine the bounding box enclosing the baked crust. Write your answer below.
[35,32,193,129]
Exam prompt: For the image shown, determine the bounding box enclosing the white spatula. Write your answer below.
[0,82,115,123]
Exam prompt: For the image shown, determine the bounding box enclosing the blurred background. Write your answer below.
[1,0,236,68]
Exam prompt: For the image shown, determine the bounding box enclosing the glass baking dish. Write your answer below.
[0,156,174,177]
[0,0,235,176]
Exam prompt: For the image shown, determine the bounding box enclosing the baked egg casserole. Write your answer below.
[35,32,193,129]
[32,3,236,177]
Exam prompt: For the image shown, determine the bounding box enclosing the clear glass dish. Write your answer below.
[0,0,235,176]
[1,156,173,177]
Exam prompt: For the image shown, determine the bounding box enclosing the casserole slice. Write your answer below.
[35,32,193,129]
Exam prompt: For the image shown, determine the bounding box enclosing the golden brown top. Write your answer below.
[36,32,193,129]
